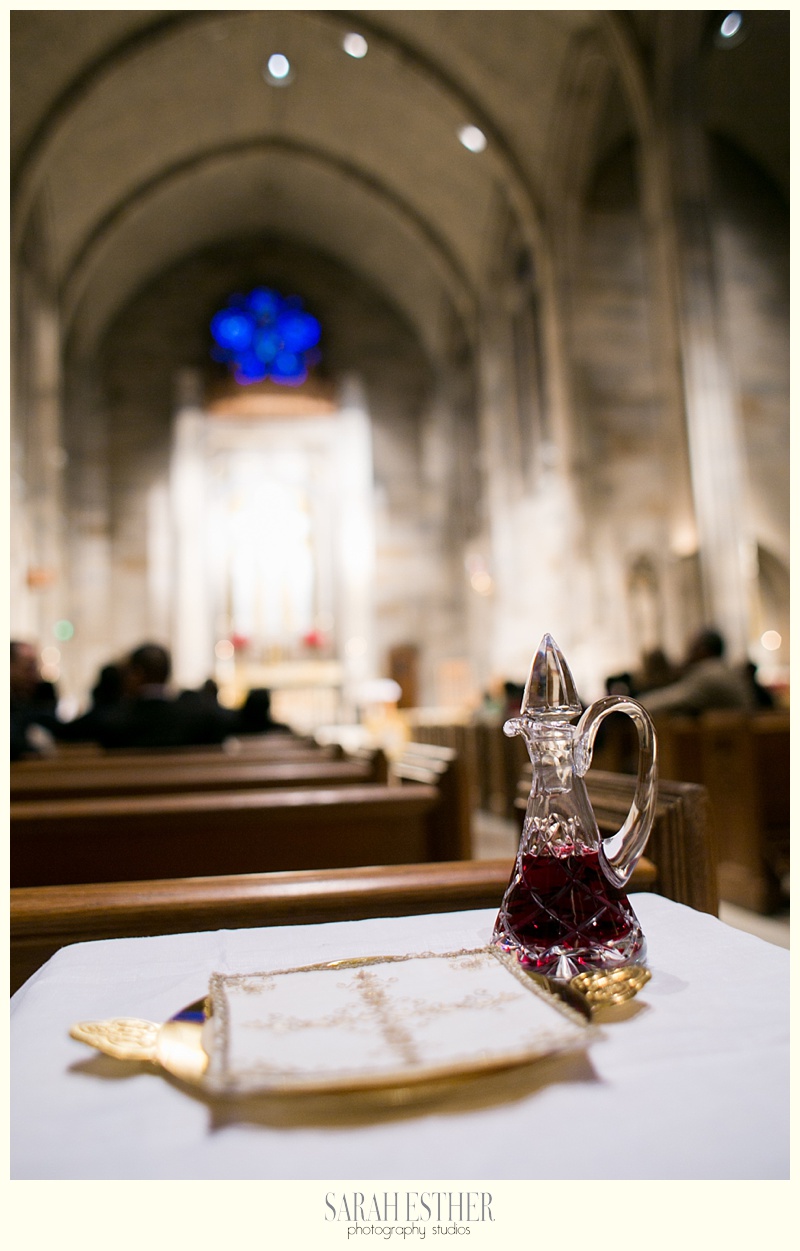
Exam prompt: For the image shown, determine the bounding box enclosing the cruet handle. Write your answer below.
[573,695,658,888]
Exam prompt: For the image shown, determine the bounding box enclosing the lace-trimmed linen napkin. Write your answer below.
[202,946,593,1095]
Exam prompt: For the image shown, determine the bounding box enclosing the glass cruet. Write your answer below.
[493,633,658,981]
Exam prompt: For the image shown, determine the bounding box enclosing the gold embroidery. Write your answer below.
[351,967,419,1066]
[206,947,593,1090]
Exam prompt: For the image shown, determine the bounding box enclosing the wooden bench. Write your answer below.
[9,860,512,993]
[11,779,474,888]
[417,717,516,818]
[515,768,717,915]
[475,719,512,816]
[402,717,482,811]
[654,711,789,913]
[9,854,658,994]
[10,734,343,770]
[393,741,472,861]
[10,751,388,802]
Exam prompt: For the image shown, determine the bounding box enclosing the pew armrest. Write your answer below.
[10,855,656,995]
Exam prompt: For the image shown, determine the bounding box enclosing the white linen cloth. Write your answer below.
[10,895,789,1179]
[203,949,591,1094]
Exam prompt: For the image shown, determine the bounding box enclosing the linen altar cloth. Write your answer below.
[10,894,789,1179]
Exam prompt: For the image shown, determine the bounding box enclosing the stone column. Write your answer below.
[61,363,114,701]
[335,374,378,708]
[18,297,66,639]
[653,13,756,660]
[477,233,595,692]
[169,370,214,689]
[418,321,479,690]
[476,278,526,677]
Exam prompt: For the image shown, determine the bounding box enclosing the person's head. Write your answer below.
[125,643,171,694]
[92,663,124,706]
[240,688,272,727]
[10,641,41,701]
[606,672,633,696]
[686,628,725,665]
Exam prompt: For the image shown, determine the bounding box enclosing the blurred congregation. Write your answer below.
[11,639,290,757]
[10,11,789,982]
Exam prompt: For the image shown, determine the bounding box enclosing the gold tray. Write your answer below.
[70,949,649,1098]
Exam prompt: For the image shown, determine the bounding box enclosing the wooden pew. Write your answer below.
[393,741,472,860]
[11,781,470,888]
[515,769,717,916]
[473,720,508,815]
[403,718,482,812]
[10,751,388,802]
[10,734,342,771]
[654,710,789,913]
[9,855,658,995]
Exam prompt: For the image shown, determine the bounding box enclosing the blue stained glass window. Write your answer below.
[210,288,322,386]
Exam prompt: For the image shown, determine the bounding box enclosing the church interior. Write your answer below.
[9,9,790,1186]
[11,8,789,710]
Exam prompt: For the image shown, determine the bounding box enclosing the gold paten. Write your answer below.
[69,956,651,1095]
[569,965,652,1007]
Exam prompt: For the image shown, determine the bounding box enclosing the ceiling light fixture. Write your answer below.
[343,32,368,58]
[263,53,293,85]
[458,124,487,153]
[715,11,746,47]
[720,11,743,39]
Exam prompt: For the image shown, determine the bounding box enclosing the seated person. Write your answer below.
[58,662,125,741]
[94,643,235,749]
[10,640,60,759]
[235,687,292,736]
[638,628,755,716]
[743,661,776,710]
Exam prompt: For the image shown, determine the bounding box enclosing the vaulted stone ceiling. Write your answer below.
[12,9,787,365]
[10,8,610,360]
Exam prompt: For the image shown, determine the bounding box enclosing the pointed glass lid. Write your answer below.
[519,633,582,719]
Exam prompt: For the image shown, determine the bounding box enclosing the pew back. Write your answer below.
[10,734,342,771]
[11,784,446,887]
[10,754,386,802]
[9,855,658,995]
[393,741,472,860]
[654,710,789,912]
[515,768,717,915]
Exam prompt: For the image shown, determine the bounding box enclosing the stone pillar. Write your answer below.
[476,281,526,676]
[169,370,213,689]
[17,296,67,644]
[61,364,114,702]
[476,240,594,692]
[335,374,378,707]
[654,14,756,660]
[418,320,480,693]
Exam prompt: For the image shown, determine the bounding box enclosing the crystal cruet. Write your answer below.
[493,633,658,981]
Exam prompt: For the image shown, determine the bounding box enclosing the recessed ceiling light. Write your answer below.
[458,124,487,153]
[715,11,746,47]
[720,11,743,39]
[263,53,293,85]
[343,32,368,59]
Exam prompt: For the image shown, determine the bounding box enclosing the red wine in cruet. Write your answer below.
[493,848,645,976]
